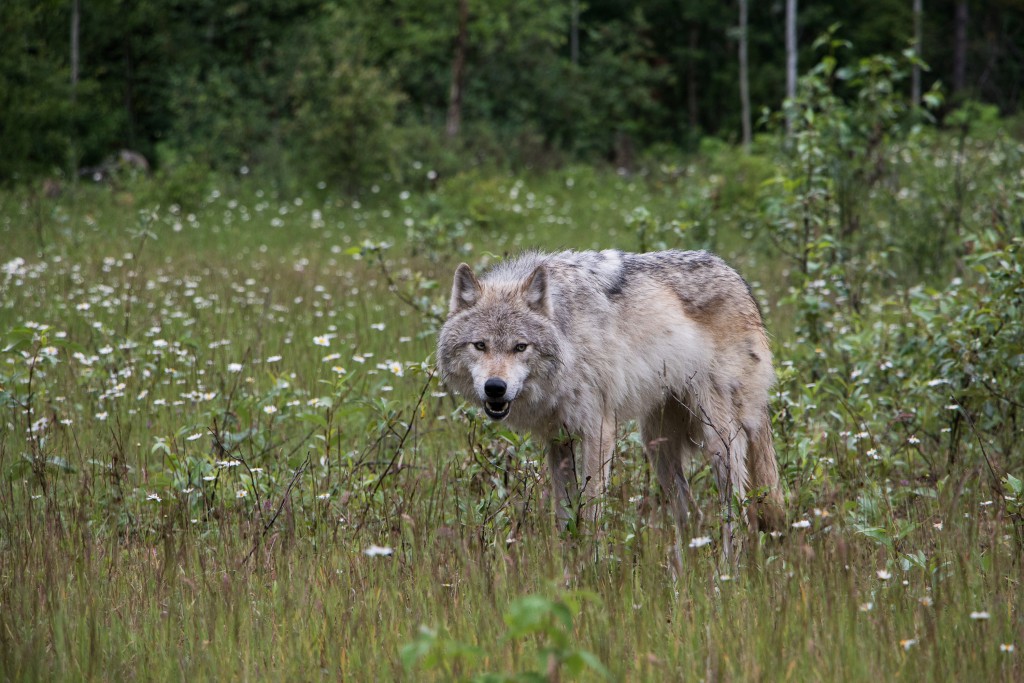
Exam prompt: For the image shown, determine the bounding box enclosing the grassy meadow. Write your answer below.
[2,130,1023,681]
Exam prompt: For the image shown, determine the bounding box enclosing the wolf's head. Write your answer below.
[436,261,560,424]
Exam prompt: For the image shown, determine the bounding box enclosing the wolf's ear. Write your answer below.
[523,265,551,316]
[450,263,482,315]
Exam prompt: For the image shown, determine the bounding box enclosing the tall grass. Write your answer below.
[1,131,1022,680]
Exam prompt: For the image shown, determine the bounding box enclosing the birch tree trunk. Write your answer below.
[738,0,751,152]
[911,0,922,106]
[785,0,797,134]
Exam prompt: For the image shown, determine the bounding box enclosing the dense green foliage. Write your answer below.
[2,34,1023,675]
[3,0,1023,189]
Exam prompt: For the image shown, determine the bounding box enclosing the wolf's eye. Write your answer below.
[472,341,487,351]
[513,343,529,353]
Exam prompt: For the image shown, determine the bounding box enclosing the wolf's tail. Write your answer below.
[745,411,785,531]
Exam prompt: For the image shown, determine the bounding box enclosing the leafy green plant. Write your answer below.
[401,591,609,682]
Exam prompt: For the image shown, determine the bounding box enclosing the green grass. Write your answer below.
[1,141,1022,681]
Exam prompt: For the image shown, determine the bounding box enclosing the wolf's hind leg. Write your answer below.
[697,391,750,567]
[743,409,785,531]
[642,400,701,575]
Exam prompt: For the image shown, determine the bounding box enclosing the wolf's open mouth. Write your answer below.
[484,400,510,420]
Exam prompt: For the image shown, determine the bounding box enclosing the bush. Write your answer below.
[286,33,405,193]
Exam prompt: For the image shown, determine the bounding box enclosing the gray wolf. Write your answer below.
[436,249,784,561]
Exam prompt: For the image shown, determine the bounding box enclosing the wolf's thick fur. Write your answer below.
[437,249,784,557]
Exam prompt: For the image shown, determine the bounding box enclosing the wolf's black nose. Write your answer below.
[484,378,507,398]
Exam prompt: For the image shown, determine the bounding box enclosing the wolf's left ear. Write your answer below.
[523,265,551,316]
[450,263,482,315]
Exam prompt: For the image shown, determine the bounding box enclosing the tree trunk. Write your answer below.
[445,0,469,139]
[687,24,699,129]
[952,1,968,95]
[570,0,579,66]
[785,0,797,134]
[912,0,922,106]
[124,35,136,148]
[71,0,80,98]
[738,0,751,152]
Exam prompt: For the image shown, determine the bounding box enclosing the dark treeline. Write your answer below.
[2,0,1021,187]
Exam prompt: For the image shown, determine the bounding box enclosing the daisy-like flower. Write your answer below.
[146,493,162,502]
[263,405,278,415]
[364,544,393,557]
[332,365,346,375]
[227,362,243,373]
[313,335,331,347]
[266,355,282,363]
[969,611,990,620]
[186,432,203,441]
[96,411,108,421]
[688,536,713,549]
[791,519,811,529]
[236,489,248,499]
[908,435,921,445]
[388,361,404,377]
[1000,643,1015,653]
[877,569,892,580]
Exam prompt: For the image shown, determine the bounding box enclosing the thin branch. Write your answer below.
[240,457,310,567]
[354,368,435,532]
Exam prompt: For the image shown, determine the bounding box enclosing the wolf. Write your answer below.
[436,249,784,561]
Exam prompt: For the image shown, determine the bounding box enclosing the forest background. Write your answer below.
[3,0,1022,188]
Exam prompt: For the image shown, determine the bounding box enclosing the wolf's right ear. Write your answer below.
[450,263,482,315]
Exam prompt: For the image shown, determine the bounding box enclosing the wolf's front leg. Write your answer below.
[579,416,615,524]
[547,437,579,527]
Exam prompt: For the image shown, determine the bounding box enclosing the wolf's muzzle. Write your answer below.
[483,378,510,419]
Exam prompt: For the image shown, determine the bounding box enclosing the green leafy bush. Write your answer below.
[286,31,404,193]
